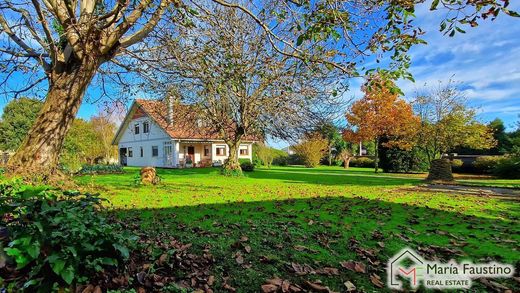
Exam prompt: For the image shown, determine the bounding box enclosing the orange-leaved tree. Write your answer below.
[344,76,420,172]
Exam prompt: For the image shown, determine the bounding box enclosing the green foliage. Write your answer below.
[0,97,43,151]
[60,119,105,172]
[254,144,289,167]
[450,159,464,168]
[349,157,375,168]
[493,155,520,179]
[78,164,124,175]
[379,145,428,173]
[0,180,136,290]
[240,160,255,172]
[472,156,502,174]
[220,168,243,177]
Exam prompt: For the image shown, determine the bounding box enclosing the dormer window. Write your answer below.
[134,123,140,134]
[143,121,150,133]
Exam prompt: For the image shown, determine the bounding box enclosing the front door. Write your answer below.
[119,148,127,166]
[187,146,195,160]
[163,142,172,167]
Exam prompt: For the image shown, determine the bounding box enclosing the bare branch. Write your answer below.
[0,14,51,71]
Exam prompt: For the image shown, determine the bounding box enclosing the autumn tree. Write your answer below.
[293,134,328,168]
[344,76,420,173]
[413,81,495,162]
[1,0,517,175]
[91,109,118,162]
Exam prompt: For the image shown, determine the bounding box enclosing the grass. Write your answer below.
[73,166,520,292]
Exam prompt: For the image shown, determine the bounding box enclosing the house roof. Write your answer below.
[113,99,259,145]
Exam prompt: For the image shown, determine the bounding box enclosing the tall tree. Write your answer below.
[1,0,517,174]
[413,81,495,162]
[0,98,42,151]
[91,109,118,162]
[1,0,172,174]
[153,7,341,172]
[344,76,420,172]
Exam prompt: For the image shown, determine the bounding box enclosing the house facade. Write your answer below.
[112,99,255,168]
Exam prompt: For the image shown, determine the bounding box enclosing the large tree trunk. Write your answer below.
[343,157,351,169]
[223,140,242,175]
[7,61,99,175]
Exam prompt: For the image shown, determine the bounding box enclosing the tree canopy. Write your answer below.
[0,97,42,151]
[344,76,420,172]
[0,0,518,174]
[413,81,495,162]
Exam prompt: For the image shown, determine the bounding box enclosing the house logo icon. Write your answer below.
[387,248,425,290]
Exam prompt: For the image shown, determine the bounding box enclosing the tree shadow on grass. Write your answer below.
[115,195,520,292]
[247,168,422,187]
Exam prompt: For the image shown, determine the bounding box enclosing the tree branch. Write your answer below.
[0,14,51,71]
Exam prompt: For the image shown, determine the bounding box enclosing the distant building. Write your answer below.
[113,99,257,168]
[282,146,296,155]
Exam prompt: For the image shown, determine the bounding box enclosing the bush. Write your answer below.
[0,180,136,290]
[379,145,428,173]
[493,156,520,179]
[240,161,255,172]
[350,157,375,168]
[273,155,288,166]
[472,156,502,174]
[292,135,328,168]
[450,159,463,168]
[78,164,124,175]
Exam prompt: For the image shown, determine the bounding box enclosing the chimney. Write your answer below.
[166,96,174,126]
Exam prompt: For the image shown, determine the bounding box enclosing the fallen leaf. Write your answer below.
[370,274,384,288]
[244,245,252,253]
[235,254,244,265]
[261,284,278,293]
[315,267,339,275]
[208,275,215,286]
[157,253,168,266]
[340,261,366,273]
[304,281,328,292]
[344,281,356,292]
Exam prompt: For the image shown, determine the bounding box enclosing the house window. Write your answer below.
[239,146,249,156]
[152,146,159,157]
[143,122,150,133]
[216,146,226,156]
[204,146,210,157]
[140,147,144,157]
[128,147,133,157]
[134,123,140,134]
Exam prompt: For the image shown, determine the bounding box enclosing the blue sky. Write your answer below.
[1,2,519,148]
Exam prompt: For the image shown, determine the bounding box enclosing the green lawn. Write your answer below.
[75,166,520,292]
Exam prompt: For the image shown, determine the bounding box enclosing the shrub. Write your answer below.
[273,155,288,166]
[0,180,136,290]
[379,146,428,173]
[238,158,251,164]
[472,156,502,174]
[493,156,520,179]
[78,164,124,175]
[450,159,463,168]
[292,134,328,168]
[350,157,375,168]
[240,161,255,172]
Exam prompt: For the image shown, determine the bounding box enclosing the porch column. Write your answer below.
[173,140,180,167]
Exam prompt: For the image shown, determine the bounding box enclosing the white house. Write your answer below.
[112,99,256,168]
